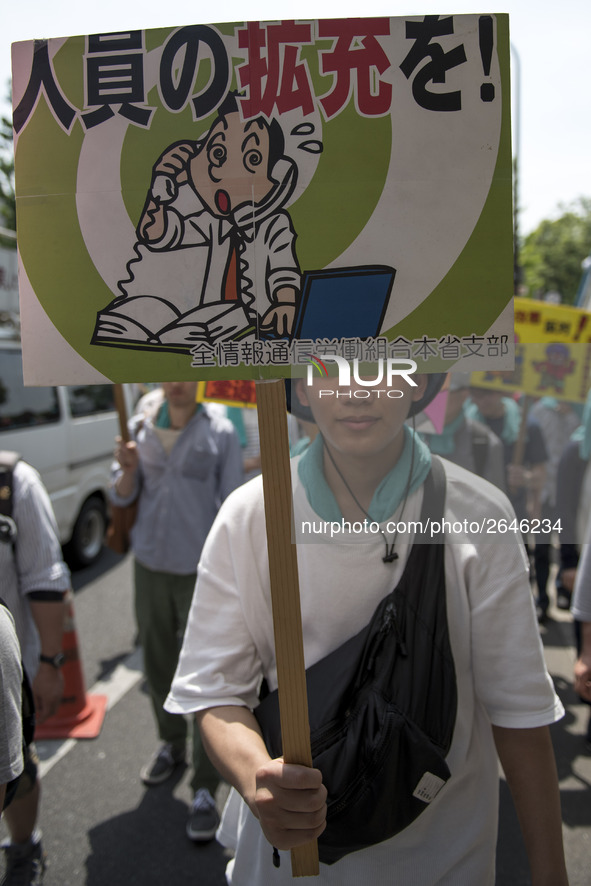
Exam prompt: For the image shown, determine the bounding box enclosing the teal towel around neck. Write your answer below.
[155,400,201,429]
[465,396,521,445]
[421,410,465,456]
[297,426,432,523]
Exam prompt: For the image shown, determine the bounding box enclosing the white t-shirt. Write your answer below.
[167,457,563,886]
[0,606,24,788]
[0,461,71,680]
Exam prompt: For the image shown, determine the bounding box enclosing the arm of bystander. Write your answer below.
[492,724,568,886]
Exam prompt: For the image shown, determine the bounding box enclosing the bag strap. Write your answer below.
[0,451,20,519]
[395,454,446,583]
[418,454,446,526]
[470,422,490,478]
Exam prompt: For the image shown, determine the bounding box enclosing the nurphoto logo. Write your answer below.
[305,354,417,399]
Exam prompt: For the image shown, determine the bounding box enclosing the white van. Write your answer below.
[0,328,136,567]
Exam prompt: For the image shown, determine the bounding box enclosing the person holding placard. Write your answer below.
[110,381,243,843]
[166,374,567,885]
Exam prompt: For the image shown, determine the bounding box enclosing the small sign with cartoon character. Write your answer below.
[12,14,514,384]
[471,342,591,404]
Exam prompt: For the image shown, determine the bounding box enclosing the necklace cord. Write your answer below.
[320,420,417,563]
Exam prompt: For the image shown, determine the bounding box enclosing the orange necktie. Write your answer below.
[223,236,239,301]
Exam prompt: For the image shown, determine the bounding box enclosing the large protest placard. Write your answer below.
[12,14,513,384]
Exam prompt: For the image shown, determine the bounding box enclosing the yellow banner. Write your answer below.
[514,296,591,344]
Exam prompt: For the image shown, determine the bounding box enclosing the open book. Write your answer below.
[92,296,256,353]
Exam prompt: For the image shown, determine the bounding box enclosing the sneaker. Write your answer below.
[1,837,46,886]
[536,604,549,625]
[140,743,185,786]
[186,788,220,842]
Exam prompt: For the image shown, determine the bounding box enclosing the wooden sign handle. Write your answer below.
[113,384,130,444]
[256,379,319,878]
[511,394,532,468]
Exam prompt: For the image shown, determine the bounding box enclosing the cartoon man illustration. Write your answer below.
[93,93,301,350]
[533,343,575,394]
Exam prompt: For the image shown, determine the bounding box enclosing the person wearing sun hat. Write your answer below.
[465,385,547,524]
[419,371,506,491]
[166,370,567,886]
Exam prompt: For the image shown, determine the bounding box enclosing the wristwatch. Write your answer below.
[39,652,66,669]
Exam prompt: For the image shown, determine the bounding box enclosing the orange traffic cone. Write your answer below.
[35,593,107,740]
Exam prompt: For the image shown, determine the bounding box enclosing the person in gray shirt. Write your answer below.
[111,381,243,842]
[0,457,69,886]
[571,514,591,746]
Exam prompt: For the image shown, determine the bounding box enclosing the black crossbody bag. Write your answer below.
[254,456,457,865]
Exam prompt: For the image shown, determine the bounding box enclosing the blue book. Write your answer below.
[292,266,396,341]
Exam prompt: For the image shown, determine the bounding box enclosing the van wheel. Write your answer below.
[65,496,107,568]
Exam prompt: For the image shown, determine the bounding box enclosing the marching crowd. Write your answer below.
[1,374,591,885]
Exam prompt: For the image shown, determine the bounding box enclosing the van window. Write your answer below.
[0,349,60,430]
[67,385,115,417]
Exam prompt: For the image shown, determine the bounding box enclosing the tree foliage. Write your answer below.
[520,197,591,305]
[0,114,15,224]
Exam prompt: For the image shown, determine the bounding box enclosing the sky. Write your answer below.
[2,0,590,237]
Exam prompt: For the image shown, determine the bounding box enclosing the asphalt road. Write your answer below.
[2,548,590,885]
